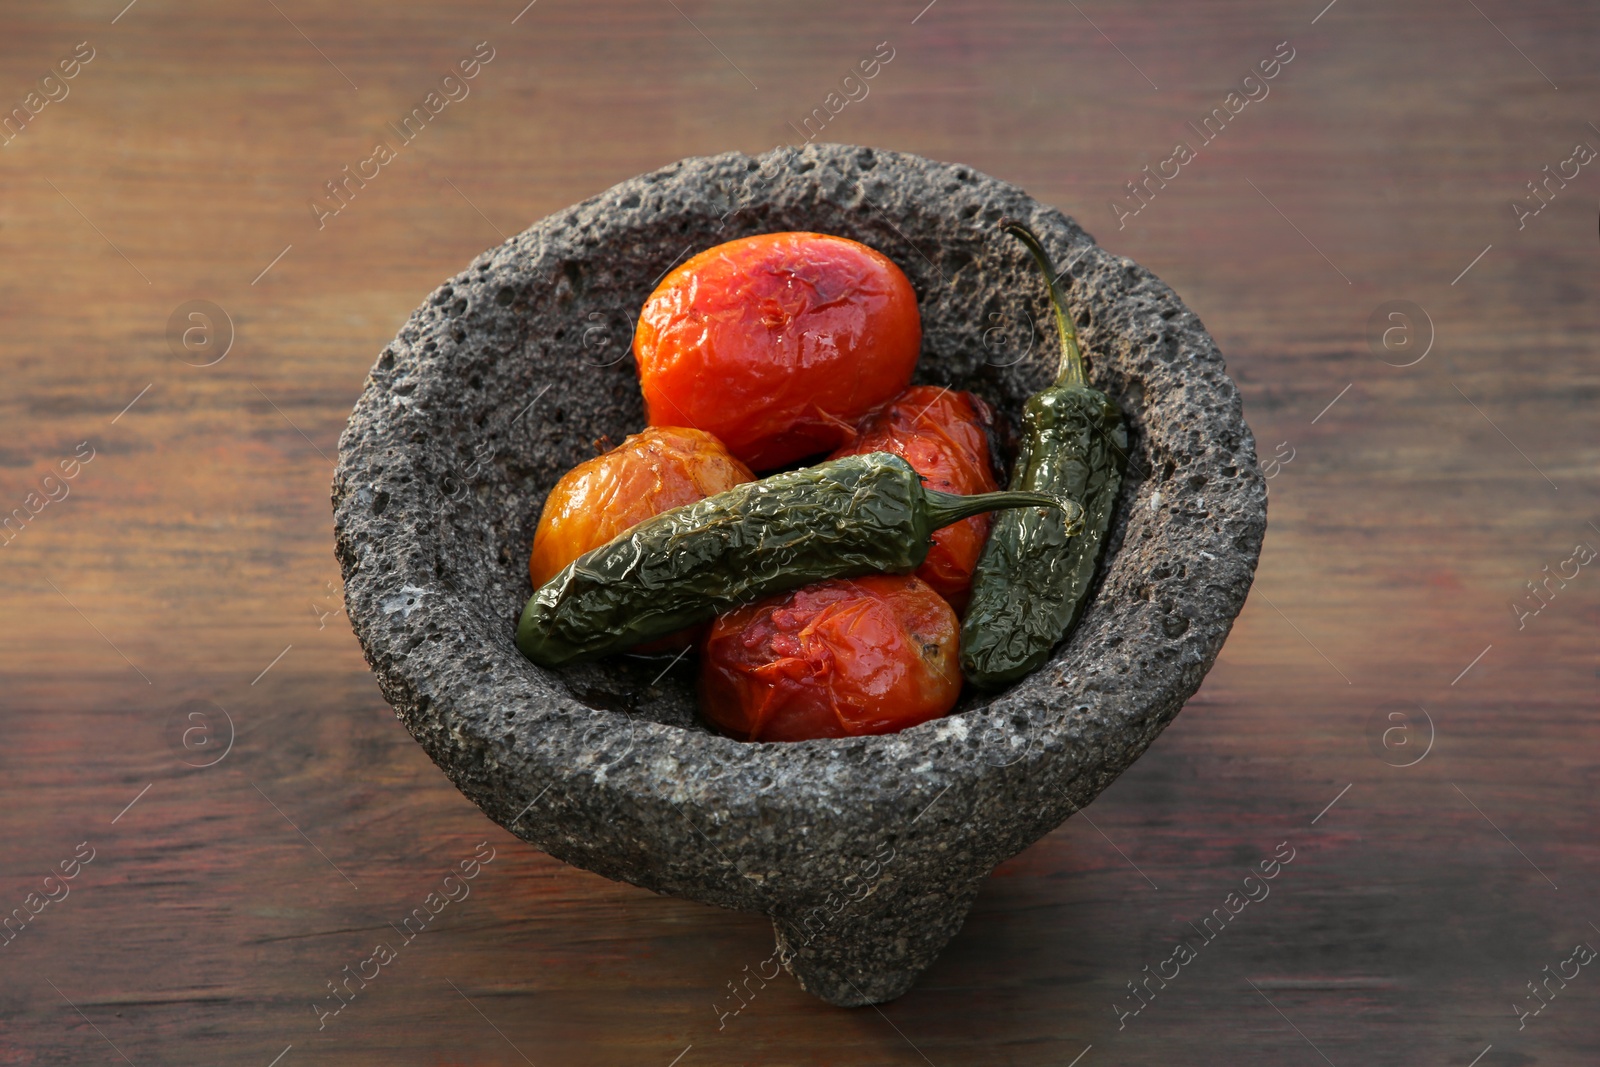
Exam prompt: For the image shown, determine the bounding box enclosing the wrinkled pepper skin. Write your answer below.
[962,390,1125,687]
[699,575,961,743]
[516,452,1076,667]
[961,221,1127,689]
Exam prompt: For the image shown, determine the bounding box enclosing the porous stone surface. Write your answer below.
[332,143,1267,1007]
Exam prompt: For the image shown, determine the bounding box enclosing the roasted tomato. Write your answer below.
[698,575,961,742]
[830,386,1000,614]
[634,232,922,470]
[530,426,753,586]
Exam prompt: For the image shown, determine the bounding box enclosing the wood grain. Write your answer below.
[1,0,1597,1063]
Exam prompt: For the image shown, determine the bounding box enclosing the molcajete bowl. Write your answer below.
[332,143,1266,1007]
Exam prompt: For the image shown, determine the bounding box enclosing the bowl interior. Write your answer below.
[452,157,1144,733]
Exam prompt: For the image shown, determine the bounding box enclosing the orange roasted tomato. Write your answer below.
[529,426,754,586]
[634,232,922,471]
[830,386,999,614]
[698,575,961,742]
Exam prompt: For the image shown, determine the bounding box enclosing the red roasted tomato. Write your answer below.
[830,386,1000,614]
[530,426,753,587]
[633,232,922,471]
[698,575,961,742]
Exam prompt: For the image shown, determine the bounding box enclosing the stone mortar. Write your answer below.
[332,143,1267,1007]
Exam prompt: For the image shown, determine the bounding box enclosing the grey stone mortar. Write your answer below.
[332,143,1267,1007]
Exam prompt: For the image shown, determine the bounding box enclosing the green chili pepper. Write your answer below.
[960,220,1128,689]
[517,451,1080,667]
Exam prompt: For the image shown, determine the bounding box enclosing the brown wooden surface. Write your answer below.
[2,0,1598,1063]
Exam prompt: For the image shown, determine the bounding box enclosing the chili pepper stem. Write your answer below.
[923,487,1083,536]
[1001,219,1087,391]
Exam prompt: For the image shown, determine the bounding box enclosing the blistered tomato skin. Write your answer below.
[831,387,999,614]
[698,575,961,743]
[529,426,753,587]
[634,232,922,471]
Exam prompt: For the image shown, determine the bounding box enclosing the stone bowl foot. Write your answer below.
[773,877,985,1006]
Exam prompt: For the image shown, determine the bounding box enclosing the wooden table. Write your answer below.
[2,0,1596,1063]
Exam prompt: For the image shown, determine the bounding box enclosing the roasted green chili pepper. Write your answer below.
[517,451,1080,667]
[961,220,1127,689]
